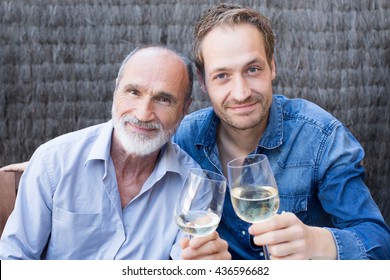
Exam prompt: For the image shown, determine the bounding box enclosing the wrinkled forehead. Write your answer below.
[126,48,186,76]
[120,48,189,97]
[129,47,179,64]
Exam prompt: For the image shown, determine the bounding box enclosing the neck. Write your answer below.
[217,121,266,177]
[111,134,160,208]
[111,133,160,171]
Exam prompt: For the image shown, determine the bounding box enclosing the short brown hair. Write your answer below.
[193,3,275,76]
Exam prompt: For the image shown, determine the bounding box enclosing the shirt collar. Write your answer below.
[130,140,185,200]
[195,95,283,150]
[258,95,283,149]
[195,108,219,150]
[83,120,113,181]
[85,120,113,165]
[155,141,185,177]
[85,120,183,181]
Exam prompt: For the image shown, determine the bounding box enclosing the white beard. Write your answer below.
[113,114,175,156]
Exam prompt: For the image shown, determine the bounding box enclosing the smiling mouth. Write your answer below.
[126,122,157,134]
[229,102,258,112]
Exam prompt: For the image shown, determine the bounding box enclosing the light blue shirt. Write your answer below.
[0,120,199,259]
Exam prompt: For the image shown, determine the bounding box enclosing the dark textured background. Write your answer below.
[0,0,389,224]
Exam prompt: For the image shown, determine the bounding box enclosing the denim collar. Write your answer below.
[194,95,283,151]
[259,95,283,149]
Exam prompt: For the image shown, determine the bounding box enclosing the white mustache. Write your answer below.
[122,115,162,130]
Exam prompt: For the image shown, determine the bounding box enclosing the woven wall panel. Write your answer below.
[0,0,389,223]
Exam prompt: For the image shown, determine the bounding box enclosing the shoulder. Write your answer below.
[171,142,200,168]
[164,142,201,181]
[174,107,213,141]
[276,95,341,134]
[177,106,214,131]
[180,107,214,125]
[38,122,106,151]
[32,122,108,166]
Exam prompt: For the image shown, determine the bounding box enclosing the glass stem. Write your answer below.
[263,245,270,260]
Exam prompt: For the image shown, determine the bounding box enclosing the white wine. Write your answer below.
[230,185,279,223]
[175,210,220,237]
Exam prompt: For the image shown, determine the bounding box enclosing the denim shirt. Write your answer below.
[173,95,390,259]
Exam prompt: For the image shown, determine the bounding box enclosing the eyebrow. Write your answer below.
[155,91,179,104]
[208,57,267,77]
[123,83,179,104]
[123,83,138,92]
[247,57,266,69]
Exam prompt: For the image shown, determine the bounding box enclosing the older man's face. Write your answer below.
[112,48,190,156]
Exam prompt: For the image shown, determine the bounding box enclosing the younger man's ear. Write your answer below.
[196,69,207,93]
[270,55,276,81]
[184,98,193,115]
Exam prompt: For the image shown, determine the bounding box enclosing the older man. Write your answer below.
[0,45,230,260]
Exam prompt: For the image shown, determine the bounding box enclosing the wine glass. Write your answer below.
[227,154,280,259]
[174,168,226,238]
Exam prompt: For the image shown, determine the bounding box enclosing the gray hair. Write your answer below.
[116,45,193,102]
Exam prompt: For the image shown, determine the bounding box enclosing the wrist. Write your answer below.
[310,227,337,259]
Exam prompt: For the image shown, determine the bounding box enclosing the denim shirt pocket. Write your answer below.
[278,194,311,223]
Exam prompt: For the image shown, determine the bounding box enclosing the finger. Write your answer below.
[268,238,312,260]
[252,218,305,247]
[182,238,230,260]
[248,212,294,235]
[252,226,291,246]
[255,228,308,260]
[182,234,229,260]
[180,237,190,249]
[184,249,232,260]
[188,231,218,249]
[267,239,305,259]
[248,218,280,236]
[269,253,296,260]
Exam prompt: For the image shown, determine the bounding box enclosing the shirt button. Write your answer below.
[242,231,246,235]
[259,252,264,257]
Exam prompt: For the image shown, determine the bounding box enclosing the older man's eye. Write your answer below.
[156,96,171,105]
[128,90,140,96]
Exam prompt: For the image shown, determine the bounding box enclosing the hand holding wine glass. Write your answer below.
[227,154,279,259]
[174,168,226,238]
